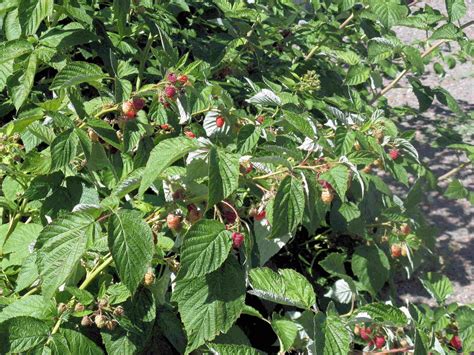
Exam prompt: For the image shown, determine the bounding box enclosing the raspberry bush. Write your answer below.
[0,0,472,354]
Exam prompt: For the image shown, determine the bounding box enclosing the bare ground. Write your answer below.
[385,1,473,305]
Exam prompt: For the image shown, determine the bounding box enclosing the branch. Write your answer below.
[438,161,470,181]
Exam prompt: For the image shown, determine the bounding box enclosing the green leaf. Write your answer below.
[139,136,199,195]
[419,272,453,304]
[335,128,356,156]
[172,258,246,354]
[178,220,232,280]
[272,318,298,352]
[37,212,95,298]
[208,147,240,207]
[319,253,346,277]
[18,0,53,35]
[0,317,49,353]
[444,179,468,200]
[50,129,79,171]
[0,40,33,64]
[445,0,466,22]
[353,303,408,326]
[0,295,55,324]
[324,279,354,304]
[237,125,261,154]
[208,343,262,355]
[50,61,106,90]
[60,329,104,355]
[368,0,408,28]
[284,111,315,137]
[312,313,351,355]
[248,267,316,309]
[10,52,37,110]
[346,65,370,86]
[65,287,95,305]
[108,209,154,293]
[351,245,390,295]
[320,165,350,200]
[409,77,434,112]
[430,23,461,40]
[271,175,305,238]
[455,306,474,351]
[1,222,42,267]
[367,37,397,63]
[113,0,130,36]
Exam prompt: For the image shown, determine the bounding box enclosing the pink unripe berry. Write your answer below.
[216,115,225,128]
[231,232,244,249]
[389,149,400,160]
[164,86,176,99]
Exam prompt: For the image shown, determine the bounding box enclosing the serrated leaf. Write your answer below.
[445,0,466,22]
[108,209,154,293]
[271,175,305,238]
[208,343,262,355]
[0,295,55,324]
[178,220,232,280]
[324,279,354,304]
[247,89,282,106]
[113,0,130,36]
[50,61,106,90]
[18,0,53,35]
[10,52,37,110]
[238,125,261,154]
[50,129,78,171]
[272,318,298,352]
[409,77,434,112]
[312,313,351,355]
[208,147,240,208]
[368,37,396,63]
[172,258,246,354]
[368,0,408,28]
[60,329,104,355]
[139,136,199,195]
[37,212,95,298]
[346,65,370,86]
[248,267,316,309]
[353,303,408,326]
[320,165,350,200]
[284,111,315,137]
[65,287,94,305]
[0,317,49,353]
[444,179,468,200]
[430,23,461,40]
[419,272,453,304]
[351,245,390,295]
[335,128,355,155]
[319,253,346,277]
[0,39,33,64]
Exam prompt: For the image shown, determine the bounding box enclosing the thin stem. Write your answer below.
[438,161,469,181]
[136,33,154,91]
[339,13,354,30]
[252,169,288,180]
[79,255,113,290]
[21,286,39,298]
[1,199,27,255]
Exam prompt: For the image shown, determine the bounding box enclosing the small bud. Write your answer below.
[184,131,196,139]
[144,271,155,286]
[166,214,182,231]
[354,141,361,151]
[57,303,67,314]
[105,320,118,331]
[74,303,85,312]
[354,324,360,336]
[167,73,178,83]
[113,306,125,317]
[88,129,99,142]
[98,298,109,309]
[177,74,188,84]
[95,315,107,329]
[81,316,93,327]
[321,188,334,205]
[256,115,265,124]
[400,223,411,235]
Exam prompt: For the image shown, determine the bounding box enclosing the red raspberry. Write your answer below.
[132,97,145,110]
[166,214,182,231]
[122,101,137,119]
[216,115,225,128]
[400,223,411,235]
[185,131,196,139]
[178,74,188,84]
[360,327,372,341]
[450,335,462,351]
[160,124,170,130]
[231,232,244,249]
[167,73,177,83]
[391,244,402,258]
[389,148,400,160]
[319,180,332,189]
[256,115,265,124]
[255,210,266,221]
[374,336,385,349]
[164,86,176,99]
